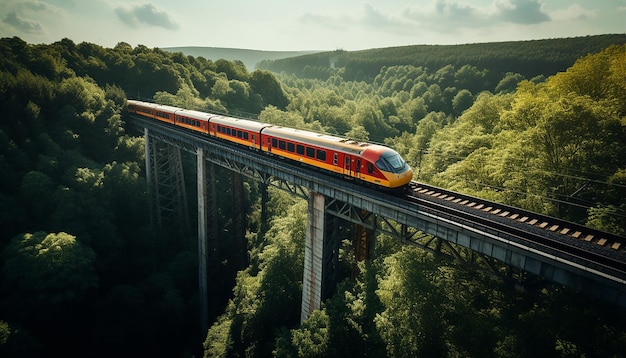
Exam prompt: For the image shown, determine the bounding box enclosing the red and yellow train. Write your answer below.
[127,100,413,189]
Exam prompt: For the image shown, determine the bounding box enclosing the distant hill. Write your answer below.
[162,46,319,71]
[256,34,626,82]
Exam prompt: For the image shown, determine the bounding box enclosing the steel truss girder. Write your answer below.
[324,198,524,280]
[146,135,190,233]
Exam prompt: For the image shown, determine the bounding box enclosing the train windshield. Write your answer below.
[376,150,407,174]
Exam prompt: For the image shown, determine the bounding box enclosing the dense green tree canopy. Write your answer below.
[2,231,97,304]
[1,35,625,357]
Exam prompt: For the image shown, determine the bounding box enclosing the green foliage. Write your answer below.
[418,45,625,226]
[205,195,306,357]
[289,310,330,357]
[261,34,626,84]
[2,231,97,305]
[375,248,447,357]
[2,35,625,357]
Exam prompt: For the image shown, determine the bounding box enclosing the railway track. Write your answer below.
[405,181,626,276]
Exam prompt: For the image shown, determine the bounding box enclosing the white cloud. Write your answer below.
[115,3,180,31]
[3,11,42,33]
[550,4,596,21]
[495,0,550,24]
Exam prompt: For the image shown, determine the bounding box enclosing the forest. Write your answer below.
[0,35,625,357]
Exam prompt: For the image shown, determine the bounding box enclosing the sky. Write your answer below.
[0,0,625,51]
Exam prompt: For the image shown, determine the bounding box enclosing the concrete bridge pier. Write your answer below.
[301,192,374,322]
[301,192,325,322]
[197,147,208,335]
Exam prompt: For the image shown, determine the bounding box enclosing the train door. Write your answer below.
[344,155,352,177]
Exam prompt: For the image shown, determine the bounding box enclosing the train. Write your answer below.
[127,100,413,189]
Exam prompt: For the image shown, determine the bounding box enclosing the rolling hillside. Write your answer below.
[257,34,626,81]
[162,46,318,71]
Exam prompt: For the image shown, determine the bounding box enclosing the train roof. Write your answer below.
[211,115,272,132]
[128,99,157,108]
[174,108,216,121]
[262,126,372,155]
[154,104,184,113]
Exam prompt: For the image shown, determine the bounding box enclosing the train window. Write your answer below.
[376,151,407,173]
[296,145,304,155]
[279,140,286,150]
[287,142,295,152]
[333,153,338,165]
[226,128,231,135]
[244,132,249,140]
[316,150,326,161]
[237,130,243,139]
[367,163,374,174]
[306,147,315,158]
[272,138,278,148]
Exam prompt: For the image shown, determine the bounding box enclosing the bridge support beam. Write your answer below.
[301,192,326,322]
[301,192,351,322]
[144,129,190,233]
[197,147,208,335]
[144,128,154,226]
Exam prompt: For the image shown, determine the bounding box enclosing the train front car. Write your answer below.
[360,145,413,189]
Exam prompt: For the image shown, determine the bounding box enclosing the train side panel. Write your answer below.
[261,128,397,187]
[211,116,270,149]
[174,109,213,134]
[128,100,158,119]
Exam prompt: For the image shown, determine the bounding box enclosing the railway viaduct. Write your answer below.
[128,114,626,334]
